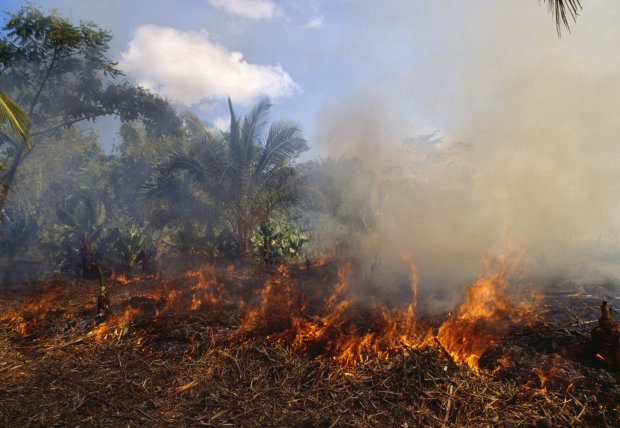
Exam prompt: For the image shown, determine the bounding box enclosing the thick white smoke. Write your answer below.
[310,1,620,295]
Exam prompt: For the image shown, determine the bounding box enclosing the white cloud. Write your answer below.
[118,25,299,106]
[208,0,281,20]
[212,116,230,131]
[303,15,324,29]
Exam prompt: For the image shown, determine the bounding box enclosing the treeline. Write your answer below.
[0,7,384,282]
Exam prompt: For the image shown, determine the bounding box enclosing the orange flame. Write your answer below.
[5,287,61,336]
[436,255,537,373]
[238,266,295,337]
[190,269,228,308]
[288,261,429,365]
[533,368,549,394]
[90,306,142,342]
[110,270,131,285]
[1,248,541,373]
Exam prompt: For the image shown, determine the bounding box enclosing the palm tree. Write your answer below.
[146,98,308,258]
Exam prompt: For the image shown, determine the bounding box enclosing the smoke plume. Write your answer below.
[309,1,620,298]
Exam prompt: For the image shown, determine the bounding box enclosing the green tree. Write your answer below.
[223,97,308,255]
[147,98,308,258]
[0,127,109,283]
[0,7,181,218]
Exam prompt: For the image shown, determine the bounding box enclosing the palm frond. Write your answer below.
[241,98,271,154]
[166,147,210,187]
[228,98,270,173]
[255,121,307,180]
[196,131,230,183]
[545,0,582,35]
[251,168,306,214]
[181,112,208,142]
[227,97,243,167]
[142,171,216,222]
[0,91,30,148]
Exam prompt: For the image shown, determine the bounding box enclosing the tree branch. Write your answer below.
[28,48,58,116]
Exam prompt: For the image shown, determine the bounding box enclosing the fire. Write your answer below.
[110,270,157,284]
[88,266,234,344]
[1,251,539,373]
[436,255,537,373]
[533,368,549,394]
[311,254,334,267]
[190,269,228,309]
[238,265,296,337]
[232,253,534,368]
[110,270,131,285]
[90,306,142,341]
[155,288,180,317]
[0,286,61,336]
[324,261,352,310]
[491,354,513,376]
[191,295,202,311]
[287,261,429,365]
[185,270,201,278]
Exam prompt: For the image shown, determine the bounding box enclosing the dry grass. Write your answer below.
[0,272,618,427]
[0,331,598,427]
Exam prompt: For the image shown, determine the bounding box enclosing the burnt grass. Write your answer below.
[1,262,619,427]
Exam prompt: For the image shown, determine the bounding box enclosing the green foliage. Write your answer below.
[48,194,108,278]
[250,216,309,264]
[0,6,181,137]
[0,208,42,283]
[146,100,308,259]
[0,6,181,220]
[0,91,30,147]
[12,127,110,227]
[0,8,322,278]
[107,225,148,275]
[0,209,38,261]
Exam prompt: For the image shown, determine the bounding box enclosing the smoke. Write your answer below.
[309,1,620,295]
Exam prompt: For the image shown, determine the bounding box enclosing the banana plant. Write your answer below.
[250,216,309,264]
[55,194,107,279]
[108,225,148,274]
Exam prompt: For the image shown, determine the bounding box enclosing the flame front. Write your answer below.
[2,253,539,373]
[288,261,429,364]
[436,256,537,372]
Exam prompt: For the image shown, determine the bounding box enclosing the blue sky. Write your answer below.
[3,1,620,157]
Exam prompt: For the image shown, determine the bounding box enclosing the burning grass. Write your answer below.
[1,258,619,426]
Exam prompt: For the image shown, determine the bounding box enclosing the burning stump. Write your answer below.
[590,301,620,367]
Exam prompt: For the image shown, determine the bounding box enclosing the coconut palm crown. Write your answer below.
[146,97,308,257]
